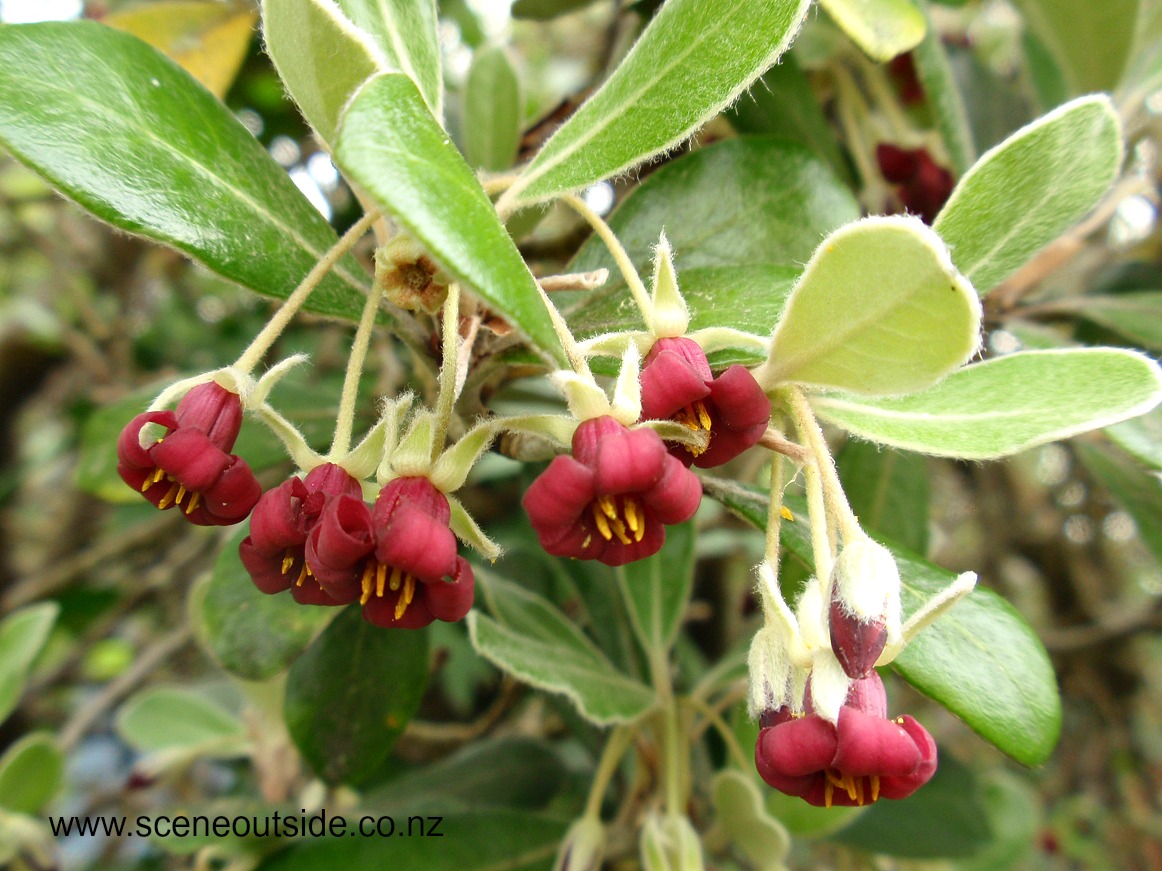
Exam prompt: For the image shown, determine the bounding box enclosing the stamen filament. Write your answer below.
[184,491,201,515]
[871,775,881,803]
[295,563,309,586]
[395,574,416,620]
[359,562,375,605]
[281,554,295,575]
[389,565,402,591]
[376,562,387,598]
[157,481,181,509]
[593,505,614,541]
[174,484,187,506]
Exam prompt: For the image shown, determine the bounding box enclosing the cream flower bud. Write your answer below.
[553,816,605,871]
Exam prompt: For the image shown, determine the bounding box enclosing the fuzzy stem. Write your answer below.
[234,210,379,375]
[684,696,751,772]
[788,388,861,543]
[764,454,786,566]
[584,725,637,820]
[431,285,462,463]
[329,281,386,459]
[560,193,653,327]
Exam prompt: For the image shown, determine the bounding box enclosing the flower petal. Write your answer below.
[832,707,923,777]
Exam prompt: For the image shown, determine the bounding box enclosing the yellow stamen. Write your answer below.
[157,481,181,509]
[824,779,834,809]
[593,505,614,541]
[376,562,388,598]
[174,484,187,506]
[607,513,631,545]
[581,534,592,549]
[695,400,711,430]
[624,497,641,537]
[295,562,309,587]
[281,554,295,575]
[395,574,416,620]
[780,506,794,522]
[871,775,881,803]
[855,776,864,806]
[184,491,201,515]
[359,562,376,605]
[389,565,403,591]
[598,495,619,520]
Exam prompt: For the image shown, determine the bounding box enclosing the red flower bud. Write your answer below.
[754,672,937,807]
[522,416,702,566]
[239,463,363,604]
[116,384,261,526]
[640,337,770,468]
[876,144,955,225]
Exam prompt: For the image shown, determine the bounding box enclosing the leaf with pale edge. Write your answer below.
[0,603,58,725]
[934,95,1122,295]
[0,22,371,321]
[818,0,926,61]
[812,348,1162,459]
[703,478,1061,766]
[619,521,695,656]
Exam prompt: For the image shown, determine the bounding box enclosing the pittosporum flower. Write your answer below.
[523,416,702,566]
[117,381,261,526]
[239,462,363,604]
[875,144,955,225]
[754,672,937,808]
[640,337,771,468]
[828,537,902,679]
[306,476,475,629]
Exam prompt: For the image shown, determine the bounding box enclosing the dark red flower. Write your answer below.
[116,382,261,526]
[887,54,924,106]
[875,144,955,225]
[640,337,770,468]
[239,463,363,604]
[754,672,937,807]
[522,416,702,566]
[306,477,475,629]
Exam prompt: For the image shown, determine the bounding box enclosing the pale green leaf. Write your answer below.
[261,0,384,144]
[500,0,812,206]
[334,0,443,118]
[934,96,1122,294]
[818,0,926,61]
[468,568,656,725]
[463,44,521,171]
[335,73,565,364]
[511,0,600,19]
[619,521,695,657]
[813,349,1162,459]
[757,216,982,396]
[911,1,975,174]
[1076,441,1162,569]
[712,771,790,871]
[1107,405,1162,470]
[284,607,429,785]
[0,22,371,321]
[193,527,337,681]
[116,687,247,755]
[0,734,63,815]
[1012,0,1137,94]
[705,479,1061,766]
[1072,291,1162,352]
[0,603,58,725]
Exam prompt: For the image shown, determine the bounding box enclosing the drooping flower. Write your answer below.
[875,144,955,225]
[239,462,363,604]
[117,381,261,526]
[640,336,770,468]
[307,476,475,629]
[754,672,937,807]
[522,416,702,566]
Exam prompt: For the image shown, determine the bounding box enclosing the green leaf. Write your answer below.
[911,1,975,175]
[334,0,443,118]
[335,73,565,364]
[194,527,337,680]
[836,440,929,554]
[1070,292,1162,352]
[571,265,797,366]
[619,521,695,657]
[1075,441,1162,569]
[0,734,63,815]
[1107,405,1162,470]
[116,687,247,754]
[1012,0,1137,94]
[285,606,429,785]
[569,137,859,280]
[364,737,568,813]
[463,45,521,171]
[257,811,567,871]
[726,57,853,185]
[0,603,58,725]
[261,0,384,144]
[467,568,656,725]
[818,0,926,61]
[830,754,992,858]
[511,0,601,19]
[757,216,981,396]
[0,22,371,321]
[934,96,1122,295]
[712,770,790,871]
[500,0,812,206]
[813,349,1162,459]
[704,478,1062,766]
[955,772,1042,871]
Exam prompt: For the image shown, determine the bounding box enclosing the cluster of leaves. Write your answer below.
[0,0,1161,869]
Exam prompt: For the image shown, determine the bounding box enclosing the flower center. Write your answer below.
[823,769,881,808]
[280,549,313,587]
[358,561,417,620]
[672,401,711,456]
[590,495,645,545]
[141,466,202,515]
